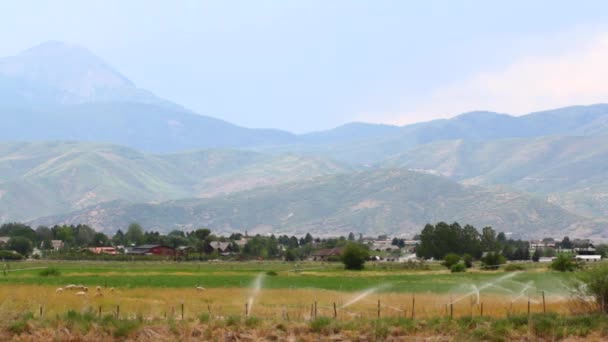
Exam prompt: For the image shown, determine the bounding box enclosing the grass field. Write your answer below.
[0,260,603,341]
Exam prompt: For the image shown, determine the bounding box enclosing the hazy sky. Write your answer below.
[1,1,608,133]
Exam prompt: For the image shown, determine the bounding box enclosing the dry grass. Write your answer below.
[0,285,569,322]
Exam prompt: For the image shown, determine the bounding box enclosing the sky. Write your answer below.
[1,1,608,133]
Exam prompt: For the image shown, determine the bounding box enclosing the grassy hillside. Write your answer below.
[33,169,604,239]
[0,142,351,222]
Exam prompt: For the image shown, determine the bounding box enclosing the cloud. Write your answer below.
[391,32,608,125]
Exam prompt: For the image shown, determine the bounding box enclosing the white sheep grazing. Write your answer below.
[65,285,76,290]
[55,287,64,293]
[96,286,102,292]
[75,291,86,296]
[83,287,89,292]
[110,287,115,293]
[196,286,205,292]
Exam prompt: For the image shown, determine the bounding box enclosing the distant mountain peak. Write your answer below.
[452,111,512,121]
[0,41,141,102]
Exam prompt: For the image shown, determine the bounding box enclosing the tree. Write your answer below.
[595,244,608,258]
[442,253,461,269]
[0,223,36,241]
[348,232,355,241]
[342,243,369,270]
[551,254,576,272]
[125,223,144,246]
[35,226,53,242]
[560,236,573,249]
[285,248,297,261]
[74,225,96,246]
[532,249,541,262]
[480,252,506,270]
[7,236,33,256]
[574,263,608,313]
[92,232,110,247]
[112,229,126,245]
[480,227,497,252]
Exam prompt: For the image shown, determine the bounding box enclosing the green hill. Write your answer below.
[0,142,351,222]
[32,169,604,239]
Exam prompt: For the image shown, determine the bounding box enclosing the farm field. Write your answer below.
[0,260,604,341]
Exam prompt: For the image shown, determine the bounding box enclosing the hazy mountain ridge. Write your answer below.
[0,141,352,222]
[32,169,606,239]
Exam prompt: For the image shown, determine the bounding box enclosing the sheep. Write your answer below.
[196,286,205,292]
[96,286,102,292]
[110,287,115,293]
[84,287,89,292]
[55,287,64,293]
[94,292,103,298]
[65,285,76,290]
[75,291,87,296]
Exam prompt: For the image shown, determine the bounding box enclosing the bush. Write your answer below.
[342,243,369,270]
[0,250,24,260]
[504,263,525,272]
[481,252,506,270]
[245,316,261,327]
[266,270,278,276]
[450,263,466,273]
[551,254,577,272]
[225,315,240,326]
[309,317,332,333]
[39,267,61,277]
[198,313,211,323]
[442,253,461,269]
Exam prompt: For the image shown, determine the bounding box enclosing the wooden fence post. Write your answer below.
[98,305,102,318]
[314,301,317,319]
[245,302,249,317]
[480,303,483,317]
[411,295,415,319]
[450,303,453,319]
[542,291,546,314]
[116,305,120,319]
[333,302,337,319]
[377,300,381,319]
[181,303,184,320]
[39,305,42,317]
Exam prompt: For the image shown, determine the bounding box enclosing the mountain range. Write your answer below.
[1,41,608,239]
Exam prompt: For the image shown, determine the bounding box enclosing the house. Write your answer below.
[51,240,64,251]
[370,240,395,251]
[538,257,556,263]
[0,237,10,246]
[209,241,233,255]
[176,246,193,256]
[87,247,118,255]
[127,244,175,256]
[575,255,602,262]
[311,247,344,261]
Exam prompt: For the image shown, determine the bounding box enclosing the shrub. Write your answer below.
[225,315,240,326]
[451,263,466,273]
[39,267,61,277]
[481,252,506,270]
[551,254,576,272]
[198,313,211,323]
[245,316,260,327]
[442,253,461,269]
[266,270,278,276]
[309,317,332,333]
[504,263,525,272]
[342,243,369,270]
[0,250,24,260]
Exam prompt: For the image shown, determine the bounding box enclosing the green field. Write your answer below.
[0,260,575,295]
